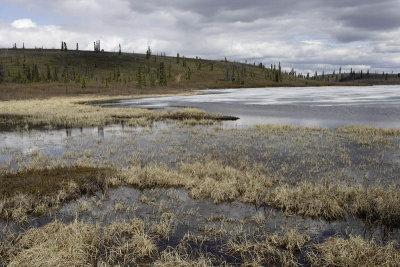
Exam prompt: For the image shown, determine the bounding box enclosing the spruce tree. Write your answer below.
[186,67,192,80]
[168,63,172,79]
[149,71,155,86]
[146,46,152,59]
[119,44,121,55]
[136,66,142,88]
[0,64,4,83]
[81,78,86,89]
[159,62,167,86]
[177,53,180,64]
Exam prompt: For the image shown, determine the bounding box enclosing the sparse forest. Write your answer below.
[1,45,399,100]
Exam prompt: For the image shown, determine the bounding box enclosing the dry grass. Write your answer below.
[0,93,235,130]
[1,219,157,266]
[227,229,310,266]
[2,221,100,266]
[151,212,176,240]
[266,181,357,220]
[307,235,400,266]
[154,250,214,267]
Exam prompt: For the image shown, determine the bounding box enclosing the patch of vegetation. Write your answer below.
[0,166,113,222]
[0,95,236,131]
[307,235,400,266]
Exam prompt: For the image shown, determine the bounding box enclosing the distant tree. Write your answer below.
[119,44,121,55]
[398,73,400,78]
[149,71,155,86]
[159,62,167,86]
[0,64,4,83]
[210,63,214,71]
[224,57,228,63]
[182,56,186,67]
[306,73,310,79]
[146,46,152,59]
[81,78,86,89]
[168,62,172,79]
[136,65,146,88]
[177,53,180,64]
[76,43,79,51]
[186,67,192,80]
[22,42,25,49]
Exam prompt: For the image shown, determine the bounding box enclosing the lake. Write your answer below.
[101,85,400,128]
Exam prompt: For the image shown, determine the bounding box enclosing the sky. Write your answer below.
[1,0,400,74]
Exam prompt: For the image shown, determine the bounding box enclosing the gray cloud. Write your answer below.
[1,0,400,73]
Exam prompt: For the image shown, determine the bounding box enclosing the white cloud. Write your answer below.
[2,0,400,73]
[11,18,37,29]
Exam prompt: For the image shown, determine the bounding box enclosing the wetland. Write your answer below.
[1,86,400,266]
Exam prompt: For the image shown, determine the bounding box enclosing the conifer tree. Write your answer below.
[186,67,192,80]
[183,56,186,67]
[210,63,214,71]
[119,44,121,55]
[168,63,172,79]
[0,64,4,83]
[136,65,146,88]
[76,43,79,51]
[177,53,180,64]
[159,62,167,86]
[81,78,86,89]
[149,71,155,86]
[146,46,152,59]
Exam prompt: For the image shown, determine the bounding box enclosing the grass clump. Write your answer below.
[307,235,400,266]
[102,219,157,264]
[154,250,213,267]
[266,181,356,220]
[1,219,157,266]
[1,221,100,266]
[227,229,310,266]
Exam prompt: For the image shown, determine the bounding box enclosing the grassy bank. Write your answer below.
[0,94,237,131]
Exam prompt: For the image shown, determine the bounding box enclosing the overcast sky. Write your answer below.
[1,0,400,73]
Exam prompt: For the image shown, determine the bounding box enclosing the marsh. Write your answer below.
[1,87,400,266]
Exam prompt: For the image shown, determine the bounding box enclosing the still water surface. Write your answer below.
[102,85,400,128]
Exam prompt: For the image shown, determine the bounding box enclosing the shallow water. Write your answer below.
[2,186,399,258]
[101,85,400,128]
